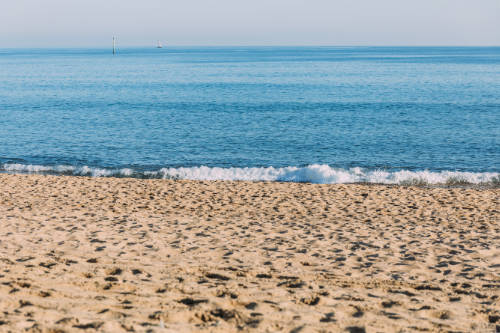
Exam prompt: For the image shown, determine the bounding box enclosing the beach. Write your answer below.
[0,174,498,332]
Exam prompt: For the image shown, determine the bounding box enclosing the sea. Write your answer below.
[0,46,498,185]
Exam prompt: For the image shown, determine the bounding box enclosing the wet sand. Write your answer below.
[0,174,498,332]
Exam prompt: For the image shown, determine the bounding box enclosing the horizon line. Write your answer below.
[1,44,500,49]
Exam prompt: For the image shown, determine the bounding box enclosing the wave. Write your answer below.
[1,163,134,178]
[1,163,498,185]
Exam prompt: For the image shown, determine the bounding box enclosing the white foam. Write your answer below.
[1,163,498,185]
[1,163,133,178]
[154,164,498,184]
[2,163,72,173]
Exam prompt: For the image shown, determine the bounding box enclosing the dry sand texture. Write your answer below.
[0,174,499,332]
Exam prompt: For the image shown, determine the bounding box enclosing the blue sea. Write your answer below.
[0,47,498,184]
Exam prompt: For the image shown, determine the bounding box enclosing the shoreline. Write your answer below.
[0,173,498,332]
[0,171,498,190]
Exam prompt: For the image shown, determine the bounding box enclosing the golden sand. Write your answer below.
[0,174,498,332]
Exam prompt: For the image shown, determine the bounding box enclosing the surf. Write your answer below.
[2,163,498,186]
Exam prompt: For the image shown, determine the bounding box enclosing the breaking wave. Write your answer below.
[1,163,498,185]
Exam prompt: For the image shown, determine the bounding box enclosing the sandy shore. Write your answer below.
[0,174,498,332]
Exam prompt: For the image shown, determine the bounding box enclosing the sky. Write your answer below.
[1,0,499,47]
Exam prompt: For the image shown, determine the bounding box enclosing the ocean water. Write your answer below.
[0,47,499,184]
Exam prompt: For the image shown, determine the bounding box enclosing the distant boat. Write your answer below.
[157,40,163,48]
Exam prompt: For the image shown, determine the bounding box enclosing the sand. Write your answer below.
[0,174,498,332]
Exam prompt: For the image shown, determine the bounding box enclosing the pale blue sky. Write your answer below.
[1,0,499,47]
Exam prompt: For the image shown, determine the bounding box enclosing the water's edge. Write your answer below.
[2,163,498,187]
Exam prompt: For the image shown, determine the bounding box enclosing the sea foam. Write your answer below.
[1,163,498,185]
